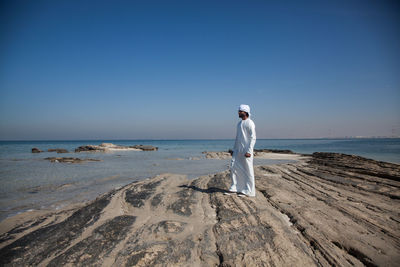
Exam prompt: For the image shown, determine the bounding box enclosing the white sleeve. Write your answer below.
[245,121,256,154]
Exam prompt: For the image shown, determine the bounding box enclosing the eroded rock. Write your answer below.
[48,215,136,266]
[125,180,162,208]
[0,193,112,266]
[1,153,399,266]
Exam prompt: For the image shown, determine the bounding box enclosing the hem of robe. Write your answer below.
[228,187,256,197]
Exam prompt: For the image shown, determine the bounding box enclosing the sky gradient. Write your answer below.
[1,0,399,140]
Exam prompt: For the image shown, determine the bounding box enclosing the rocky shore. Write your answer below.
[0,152,399,266]
[74,143,158,152]
[31,143,158,164]
[32,143,158,154]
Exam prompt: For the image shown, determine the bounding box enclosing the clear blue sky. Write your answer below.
[1,0,399,140]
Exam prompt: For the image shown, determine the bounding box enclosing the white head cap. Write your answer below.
[238,104,251,116]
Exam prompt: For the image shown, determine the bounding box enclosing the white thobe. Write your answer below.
[229,118,256,196]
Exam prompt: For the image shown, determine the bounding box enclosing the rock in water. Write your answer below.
[75,145,105,152]
[75,143,158,152]
[129,145,158,151]
[254,148,295,154]
[1,152,399,266]
[31,148,43,153]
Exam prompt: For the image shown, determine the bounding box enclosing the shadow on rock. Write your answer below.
[179,185,230,194]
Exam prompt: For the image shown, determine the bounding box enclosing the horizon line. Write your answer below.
[1,137,399,142]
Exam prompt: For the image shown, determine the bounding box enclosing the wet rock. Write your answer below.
[31,148,43,153]
[129,145,158,151]
[254,148,295,154]
[75,145,105,152]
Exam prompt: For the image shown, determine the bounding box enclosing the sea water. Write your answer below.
[0,139,399,221]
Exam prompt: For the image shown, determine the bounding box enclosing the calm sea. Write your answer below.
[0,138,399,221]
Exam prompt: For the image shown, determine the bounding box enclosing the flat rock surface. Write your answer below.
[1,152,399,266]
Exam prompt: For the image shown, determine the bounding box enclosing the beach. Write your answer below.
[1,139,399,223]
[2,0,399,265]
[1,151,399,266]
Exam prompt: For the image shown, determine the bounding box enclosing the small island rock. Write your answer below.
[75,143,158,152]
[31,148,43,153]
[75,145,105,152]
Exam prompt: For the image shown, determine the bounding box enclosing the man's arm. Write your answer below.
[245,121,256,157]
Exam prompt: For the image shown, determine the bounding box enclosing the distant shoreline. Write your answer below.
[1,137,400,142]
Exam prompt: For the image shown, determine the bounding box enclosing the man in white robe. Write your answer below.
[228,104,256,197]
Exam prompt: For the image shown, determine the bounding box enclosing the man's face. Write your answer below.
[238,110,247,119]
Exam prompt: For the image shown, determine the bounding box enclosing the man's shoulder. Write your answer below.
[246,118,255,126]
[239,119,255,126]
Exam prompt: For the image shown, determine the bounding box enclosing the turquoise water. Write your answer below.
[0,138,399,221]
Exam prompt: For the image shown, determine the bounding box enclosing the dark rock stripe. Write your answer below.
[125,180,162,208]
[48,215,136,266]
[0,194,111,266]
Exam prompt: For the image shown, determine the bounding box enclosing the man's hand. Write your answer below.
[245,153,251,158]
